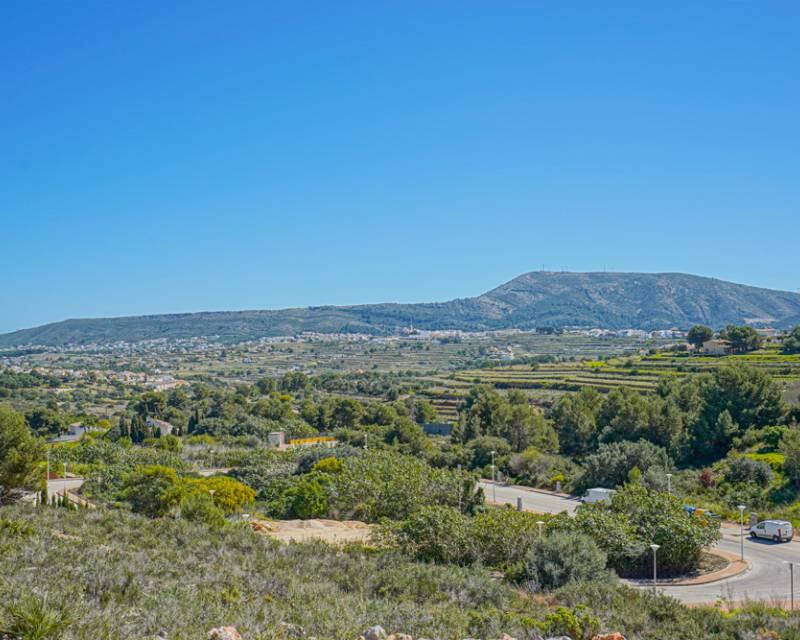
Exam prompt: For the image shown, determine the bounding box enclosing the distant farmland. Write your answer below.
[421,346,800,417]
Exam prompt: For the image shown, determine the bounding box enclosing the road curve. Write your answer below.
[479,481,800,605]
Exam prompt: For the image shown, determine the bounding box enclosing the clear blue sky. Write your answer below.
[2,2,798,333]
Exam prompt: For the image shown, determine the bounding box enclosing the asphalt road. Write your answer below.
[480,480,580,514]
[657,526,800,605]
[479,481,800,605]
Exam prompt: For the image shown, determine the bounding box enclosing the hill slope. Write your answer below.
[2,272,799,347]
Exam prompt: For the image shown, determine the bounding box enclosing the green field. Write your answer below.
[423,346,800,415]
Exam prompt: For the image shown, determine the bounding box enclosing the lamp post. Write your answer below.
[737,505,747,561]
[666,473,673,495]
[650,544,660,594]
[490,450,497,504]
[46,448,50,505]
[63,462,68,505]
[785,562,795,611]
[536,520,544,536]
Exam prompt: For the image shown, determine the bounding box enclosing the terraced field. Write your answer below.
[426,347,800,413]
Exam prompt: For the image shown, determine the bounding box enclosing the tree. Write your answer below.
[691,365,785,462]
[783,327,800,355]
[467,436,511,470]
[514,531,607,592]
[458,386,511,443]
[0,406,45,504]
[501,391,558,453]
[324,397,365,431]
[719,325,762,354]
[781,428,800,489]
[574,440,671,494]
[551,388,603,457]
[687,325,714,349]
[597,388,650,444]
[25,407,67,437]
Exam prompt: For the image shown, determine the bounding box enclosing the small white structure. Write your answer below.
[702,339,731,356]
[582,487,616,504]
[268,431,286,448]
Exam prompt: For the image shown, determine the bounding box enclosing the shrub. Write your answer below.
[285,476,329,519]
[553,485,720,577]
[329,450,482,522]
[386,505,473,565]
[179,492,226,529]
[312,457,344,474]
[470,508,544,567]
[185,476,255,514]
[513,531,608,592]
[118,465,183,517]
[0,517,35,537]
[0,594,71,640]
[509,448,574,488]
[723,456,773,488]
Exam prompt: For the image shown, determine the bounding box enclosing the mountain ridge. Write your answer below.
[3,271,799,347]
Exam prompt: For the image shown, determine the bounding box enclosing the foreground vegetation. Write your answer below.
[1,506,798,640]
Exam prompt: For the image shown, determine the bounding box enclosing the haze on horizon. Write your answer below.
[2,2,798,333]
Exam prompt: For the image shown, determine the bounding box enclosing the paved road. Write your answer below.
[480,481,580,514]
[655,526,800,604]
[480,481,800,605]
[46,477,84,500]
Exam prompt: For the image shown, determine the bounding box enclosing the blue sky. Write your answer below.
[1,2,798,333]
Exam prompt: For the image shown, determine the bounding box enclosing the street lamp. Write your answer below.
[536,520,544,536]
[737,505,747,561]
[490,450,497,504]
[46,448,51,505]
[650,544,660,593]
[63,462,68,505]
[666,473,673,495]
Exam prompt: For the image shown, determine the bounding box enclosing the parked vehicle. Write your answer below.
[684,506,721,520]
[582,487,616,504]
[750,520,794,542]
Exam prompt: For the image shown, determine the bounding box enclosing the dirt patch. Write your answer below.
[250,518,373,544]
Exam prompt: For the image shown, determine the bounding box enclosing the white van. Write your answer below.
[750,520,794,542]
[582,488,616,504]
